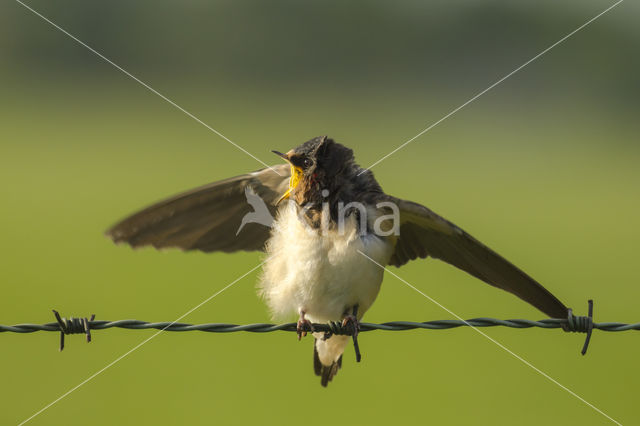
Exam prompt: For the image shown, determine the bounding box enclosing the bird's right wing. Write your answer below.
[385,195,568,318]
[106,165,290,253]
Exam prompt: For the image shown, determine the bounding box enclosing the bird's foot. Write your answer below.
[341,314,360,339]
[297,311,315,340]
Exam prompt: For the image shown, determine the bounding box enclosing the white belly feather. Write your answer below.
[258,202,393,323]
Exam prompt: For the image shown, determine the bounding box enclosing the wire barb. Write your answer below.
[350,305,361,362]
[52,310,95,351]
[562,300,594,355]
[313,306,361,362]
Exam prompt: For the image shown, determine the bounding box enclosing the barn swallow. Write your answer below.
[107,136,568,386]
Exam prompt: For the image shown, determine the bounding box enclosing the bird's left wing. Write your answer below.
[106,165,290,253]
[384,195,568,318]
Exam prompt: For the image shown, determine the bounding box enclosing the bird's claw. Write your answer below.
[297,315,315,340]
[341,314,360,338]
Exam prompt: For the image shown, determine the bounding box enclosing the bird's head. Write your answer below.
[273,136,354,205]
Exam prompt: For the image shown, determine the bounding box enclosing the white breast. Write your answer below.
[258,202,394,322]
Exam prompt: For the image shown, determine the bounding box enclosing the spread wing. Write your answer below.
[385,196,568,318]
[106,165,290,252]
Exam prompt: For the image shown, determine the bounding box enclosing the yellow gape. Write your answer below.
[277,164,303,205]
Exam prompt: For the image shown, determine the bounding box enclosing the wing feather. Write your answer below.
[106,165,290,253]
[385,196,568,318]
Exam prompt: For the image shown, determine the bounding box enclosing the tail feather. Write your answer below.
[313,339,323,376]
[313,337,346,387]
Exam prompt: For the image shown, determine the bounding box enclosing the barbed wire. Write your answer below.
[1,300,638,355]
[4,317,640,334]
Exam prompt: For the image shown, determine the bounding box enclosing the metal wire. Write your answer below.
[1,301,637,355]
[3,317,639,334]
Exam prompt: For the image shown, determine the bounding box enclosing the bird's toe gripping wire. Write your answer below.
[297,311,315,340]
[562,300,594,355]
[52,310,95,351]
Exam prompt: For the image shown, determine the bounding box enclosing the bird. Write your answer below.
[106,135,568,387]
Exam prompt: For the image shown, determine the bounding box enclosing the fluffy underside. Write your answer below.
[258,202,392,323]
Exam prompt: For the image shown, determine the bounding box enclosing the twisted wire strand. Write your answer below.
[0,300,634,355]
[2,318,639,334]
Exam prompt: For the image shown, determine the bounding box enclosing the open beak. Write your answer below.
[272,150,288,160]
[273,150,303,205]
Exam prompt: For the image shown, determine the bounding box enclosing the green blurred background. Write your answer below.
[1,0,639,424]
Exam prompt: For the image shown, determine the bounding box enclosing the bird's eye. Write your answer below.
[303,158,313,168]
